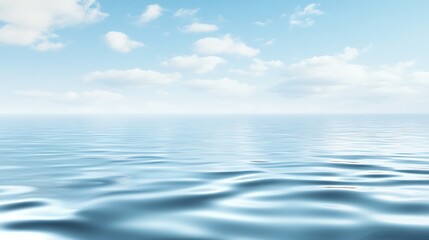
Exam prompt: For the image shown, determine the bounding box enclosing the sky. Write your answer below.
[1,0,429,114]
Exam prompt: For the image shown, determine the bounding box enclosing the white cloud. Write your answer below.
[174,8,199,17]
[288,47,364,83]
[104,31,143,53]
[0,0,107,49]
[250,59,284,72]
[288,48,367,89]
[231,58,284,77]
[16,90,123,104]
[280,47,367,96]
[338,47,360,60]
[187,78,256,96]
[194,34,260,57]
[163,55,225,74]
[139,4,163,24]
[412,71,429,85]
[290,3,324,27]
[84,68,181,86]
[182,23,219,33]
[278,47,429,99]
[33,41,64,51]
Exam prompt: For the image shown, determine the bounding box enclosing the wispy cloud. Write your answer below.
[263,39,276,46]
[290,3,324,27]
[84,69,181,86]
[33,41,64,51]
[186,78,256,97]
[163,55,225,74]
[174,8,200,17]
[230,58,284,77]
[182,23,219,33]
[255,19,272,27]
[16,90,124,104]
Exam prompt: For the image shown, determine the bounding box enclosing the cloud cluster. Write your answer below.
[104,31,143,53]
[0,0,107,50]
[279,47,429,101]
[8,2,429,114]
[290,3,324,27]
[194,34,260,57]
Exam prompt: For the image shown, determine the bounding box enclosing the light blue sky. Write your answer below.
[1,0,429,114]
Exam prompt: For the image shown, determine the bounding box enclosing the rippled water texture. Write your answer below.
[1,115,429,240]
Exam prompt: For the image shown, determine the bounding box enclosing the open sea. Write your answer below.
[0,115,429,240]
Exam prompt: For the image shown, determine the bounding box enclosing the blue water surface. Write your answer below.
[0,115,429,240]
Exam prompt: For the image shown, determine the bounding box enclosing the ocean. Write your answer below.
[0,115,428,240]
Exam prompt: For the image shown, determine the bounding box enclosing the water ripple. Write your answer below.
[1,115,429,240]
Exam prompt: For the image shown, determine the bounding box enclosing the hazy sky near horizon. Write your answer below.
[1,0,429,114]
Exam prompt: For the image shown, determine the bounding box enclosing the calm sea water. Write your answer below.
[0,115,429,240]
